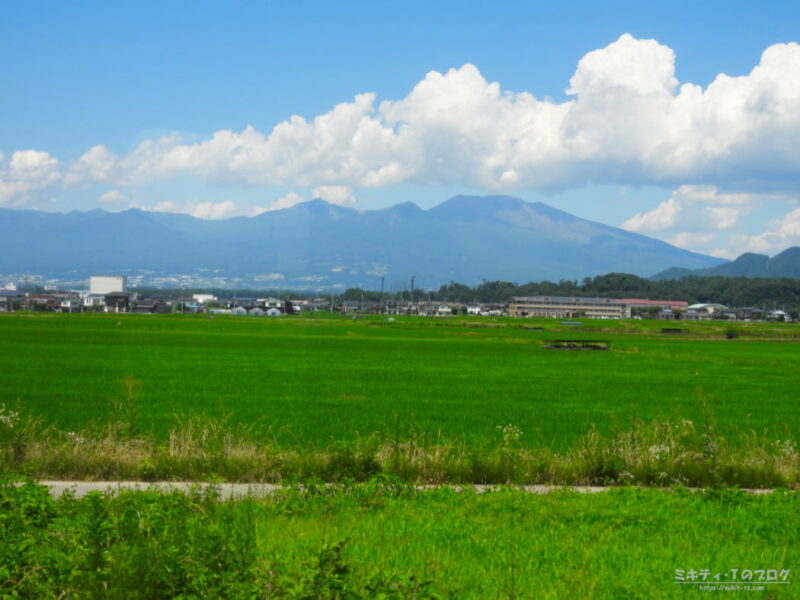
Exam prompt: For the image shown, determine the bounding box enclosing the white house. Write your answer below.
[193,294,217,304]
[436,304,452,316]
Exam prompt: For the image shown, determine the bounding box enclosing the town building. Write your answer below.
[27,294,59,311]
[0,291,23,312]
[57,292,84,312]
[686,303,728,318]
[507,296,631,319]
[132,299,168,314]
[768,309,792,322]
[104,292,131,312]
[90,276,127,295]
[619,298,689,311]
[681,309,704,320]
[192,294,217,304]
[83,294,107,310]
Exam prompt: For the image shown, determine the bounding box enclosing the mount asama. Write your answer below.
[1,195,725,288]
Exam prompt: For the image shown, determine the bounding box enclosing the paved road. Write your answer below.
[34,481,778,500]
[39,481,282,499]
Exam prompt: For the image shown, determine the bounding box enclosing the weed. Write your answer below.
[1,478,798,598]
[2,410,799,487]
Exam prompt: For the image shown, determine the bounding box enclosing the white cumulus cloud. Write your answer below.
[267,192,307,211]
[131,199,267,220]
[99,189,126,204]
[736,207,800,254]
[622,185,757,233]
[623,185,799,257]
[0,150,61,207]
[264,187,357,212]
[666,231,717,250]
[3,34,800,214]
[66,145,119,185]
[9,150,60,181]
[311,185,357,206]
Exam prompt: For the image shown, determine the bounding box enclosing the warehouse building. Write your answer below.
[619,298,689,311]
[507,296,631,319]
[90,275,127,295]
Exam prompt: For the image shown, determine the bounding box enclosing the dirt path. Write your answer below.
[34,481,779,499]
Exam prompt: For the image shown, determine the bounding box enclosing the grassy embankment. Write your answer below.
[2,477,797,599]
[1,312,798,485]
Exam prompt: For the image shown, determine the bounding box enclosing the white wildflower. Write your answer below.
[0,404,19,429]
[771,439,796,457]
[496,424,523,444]
[66,431,86,445]
[648,443,673,461]
[618,471,635,483]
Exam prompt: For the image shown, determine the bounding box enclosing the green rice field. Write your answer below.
[2,311,799,449]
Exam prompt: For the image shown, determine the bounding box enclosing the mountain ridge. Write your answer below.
[651,247,800,280]
[0,195,725,288]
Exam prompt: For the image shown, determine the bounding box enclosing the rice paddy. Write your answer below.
[1,311,799,449]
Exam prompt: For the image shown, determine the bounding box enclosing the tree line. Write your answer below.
[340,273,800,312]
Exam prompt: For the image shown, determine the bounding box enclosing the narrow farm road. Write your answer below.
[35,481,778,499]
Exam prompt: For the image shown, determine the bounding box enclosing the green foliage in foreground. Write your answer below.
[2,477,798,599]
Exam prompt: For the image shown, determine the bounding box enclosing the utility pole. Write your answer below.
[381,276,385,314]
[410,275,415,314]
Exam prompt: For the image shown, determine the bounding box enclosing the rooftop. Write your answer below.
[619,298,689,307]
[510,296,623,305]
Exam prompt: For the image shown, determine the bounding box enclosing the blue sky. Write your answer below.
[2,1,799,258]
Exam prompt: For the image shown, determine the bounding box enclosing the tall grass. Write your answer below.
[2,476,798,598]
[2,407,797,487]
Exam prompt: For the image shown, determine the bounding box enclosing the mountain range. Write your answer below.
[1,195,727,289]
[652,248,800,281]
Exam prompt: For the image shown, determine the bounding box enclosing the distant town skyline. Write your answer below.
[2,0,799,258]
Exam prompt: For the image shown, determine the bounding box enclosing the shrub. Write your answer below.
[725,325,740,339]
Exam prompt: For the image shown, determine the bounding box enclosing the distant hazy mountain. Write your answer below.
[1,195,724,288]
[651,247,800,281]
